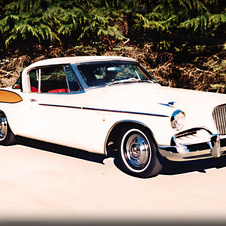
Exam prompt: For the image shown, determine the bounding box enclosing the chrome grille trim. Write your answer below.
[213,104,226,134]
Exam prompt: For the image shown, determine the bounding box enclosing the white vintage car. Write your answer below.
[1,56,226,177]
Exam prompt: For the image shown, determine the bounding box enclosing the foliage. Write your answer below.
[0,0,225,50]
[0,0,126,49]
[0,0,226,91]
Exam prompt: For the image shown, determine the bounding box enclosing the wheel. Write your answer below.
[117,126,162,178]
[0,112,16,145]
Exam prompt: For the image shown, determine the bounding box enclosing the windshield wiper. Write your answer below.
[108,78,140,86]
[108,78,154,86]
[136,80,154,83]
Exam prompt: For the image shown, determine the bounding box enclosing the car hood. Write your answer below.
[85,82,226,115]
[82,82,226,134]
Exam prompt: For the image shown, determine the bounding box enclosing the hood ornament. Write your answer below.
[158,101,176,107]
[168,101,175,107]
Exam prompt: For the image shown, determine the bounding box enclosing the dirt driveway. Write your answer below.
[1,138,226,225]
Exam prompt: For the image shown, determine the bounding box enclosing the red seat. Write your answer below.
[48,89,68,93]
[31,87,39,92]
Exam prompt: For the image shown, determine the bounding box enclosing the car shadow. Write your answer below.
[16,136,106,164]
[160,155,226,176]
[113,153,226,178]
[15,136,226,177]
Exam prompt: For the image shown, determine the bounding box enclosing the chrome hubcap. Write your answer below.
[124,132,150,169]
[0,114,7,141]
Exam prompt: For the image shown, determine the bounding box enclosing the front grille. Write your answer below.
[213,104,226,134]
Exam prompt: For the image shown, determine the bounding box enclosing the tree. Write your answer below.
[0,0,225,50]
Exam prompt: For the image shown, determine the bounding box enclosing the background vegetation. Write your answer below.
[0,0,226,92]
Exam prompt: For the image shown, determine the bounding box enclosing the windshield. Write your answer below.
[77,61,157,87]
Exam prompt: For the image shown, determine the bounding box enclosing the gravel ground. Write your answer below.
[1,138,226,225]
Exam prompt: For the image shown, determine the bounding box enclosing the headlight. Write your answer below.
[171,110,185,131]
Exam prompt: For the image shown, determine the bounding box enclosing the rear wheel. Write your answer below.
[0,112,16,145]
[117,126,162,178]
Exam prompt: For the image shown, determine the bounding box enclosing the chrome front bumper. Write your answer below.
[158,128,226,161]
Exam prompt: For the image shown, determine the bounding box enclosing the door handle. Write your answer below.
[30,98,37,102]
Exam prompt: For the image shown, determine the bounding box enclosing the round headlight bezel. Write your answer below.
[171,110,186,131]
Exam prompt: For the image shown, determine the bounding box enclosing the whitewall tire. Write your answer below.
[118,126,162,178]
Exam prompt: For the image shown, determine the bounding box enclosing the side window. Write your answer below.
[64,65,80,92]
[41,66,68,93]
[12,75,22,90]
[30,69,39,92]
[29,65,80,93]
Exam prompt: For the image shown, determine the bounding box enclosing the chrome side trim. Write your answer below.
[39,103,169,118]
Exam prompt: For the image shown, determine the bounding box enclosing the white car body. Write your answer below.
[1,56,226,177]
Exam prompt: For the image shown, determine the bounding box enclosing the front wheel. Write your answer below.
[117,126,162,178]
[0,112,16,145]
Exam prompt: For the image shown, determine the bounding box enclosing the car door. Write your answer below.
[20,64,89,148]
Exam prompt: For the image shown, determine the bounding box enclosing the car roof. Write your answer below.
[25,56,137,70]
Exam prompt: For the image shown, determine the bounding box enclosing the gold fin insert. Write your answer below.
[0,90,23,103]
